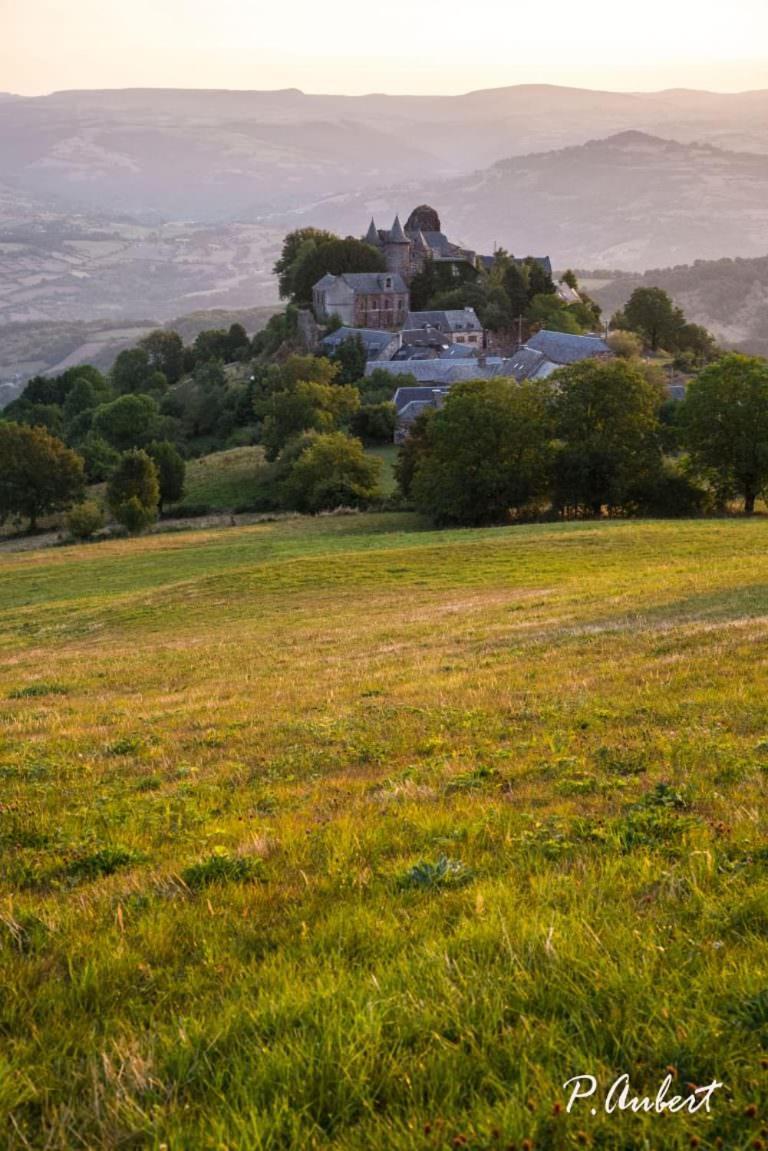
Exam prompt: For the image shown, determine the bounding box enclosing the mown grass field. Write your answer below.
[1,514,767,1150]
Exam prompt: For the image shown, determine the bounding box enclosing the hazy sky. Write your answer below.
[4,0,768,96]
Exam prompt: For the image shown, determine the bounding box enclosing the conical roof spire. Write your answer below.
[365,217,380,246]
[389,214,408,243]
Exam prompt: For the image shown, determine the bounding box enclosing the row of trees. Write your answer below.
[0,420,185,534]
[397,354,768,525]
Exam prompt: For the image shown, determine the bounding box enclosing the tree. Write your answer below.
[274,228,338,299]
[410,379,555,526]
[261,381,360,461]
[106,450,160,533]
[93,394,160,451]
[111,348,154,394]
[330,335,367,385]
[682,354,768,513]
[0,423,85,530]
[280,432,382,512]
[350,402,396,443]
[395,409,435,498]
[526,260,556,301]
[620,288,685,352]
[293,239,386,306]
[551,359,664,516]
[527,294,583,334]
[139,330,185,384]
[147,440,186,511]
[77,432,120,482]
[503,262,530,321]
[225,323,251,361]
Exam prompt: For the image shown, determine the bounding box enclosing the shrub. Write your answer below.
[397,856,474,891]
[181,849,264,890]
[66,500,105,540]
[64,847,139,881]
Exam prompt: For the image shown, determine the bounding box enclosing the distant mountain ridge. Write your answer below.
[4,84,768,222]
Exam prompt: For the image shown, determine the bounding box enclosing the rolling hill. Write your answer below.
[304,131,768,271]
[586,254,768,355]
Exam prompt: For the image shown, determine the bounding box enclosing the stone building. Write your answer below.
[312,271,409,330]
[363,206,478,283]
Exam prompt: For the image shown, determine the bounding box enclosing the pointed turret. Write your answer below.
[365,218,380,246]
[389,214,408,244]
[414,229,429,252]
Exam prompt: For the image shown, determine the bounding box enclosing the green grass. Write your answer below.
[364,443,399,495]
[171,446,269,510]
[1,514,767,1149]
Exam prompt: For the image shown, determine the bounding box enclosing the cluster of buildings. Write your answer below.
[311,204,612,441]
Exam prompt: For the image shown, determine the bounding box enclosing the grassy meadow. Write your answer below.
[1,513,767,1149]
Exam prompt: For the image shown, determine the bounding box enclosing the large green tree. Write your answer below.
[0,422,85,529]
[261,381,360,461]
[93,394,160,451]
[274,228,338,299]
[619,288,685,353]
[139,330,185,384]
[409,379,555,526]
[682,354,768,513]
[293,239,386,306]
[551,359,664,515]
[280,432,382,513]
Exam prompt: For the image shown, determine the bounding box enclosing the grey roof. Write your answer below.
[315,272,408,294]
[503,347,549,381]
[364,218,380,246]
[526,329,611,365]
[394,385,452,413]
[367,359,509,385]
[405,308,482,333]
[439,344,478,359]
[320,326,397,358]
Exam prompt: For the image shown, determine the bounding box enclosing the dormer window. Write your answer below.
[385,276,392,290]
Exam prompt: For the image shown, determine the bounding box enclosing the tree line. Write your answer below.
[396,353,768,525]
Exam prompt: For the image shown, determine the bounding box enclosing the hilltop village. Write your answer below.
[308,204,611,440]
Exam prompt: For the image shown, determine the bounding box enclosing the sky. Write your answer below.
[3,0,768,96]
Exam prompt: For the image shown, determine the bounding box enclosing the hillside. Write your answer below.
[0,306,279,399]
[1,514,767,1147]
[0,196,281,326]
[305,131,768,271]
[586,255,768,355]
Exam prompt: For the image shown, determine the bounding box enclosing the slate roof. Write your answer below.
[315,272,408,294]
[367,359,510,385]
[320,327,397,358]
[526,329,611,365]
[393,385,453,413]
[503,347,550,381]
[405,308,483,333]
